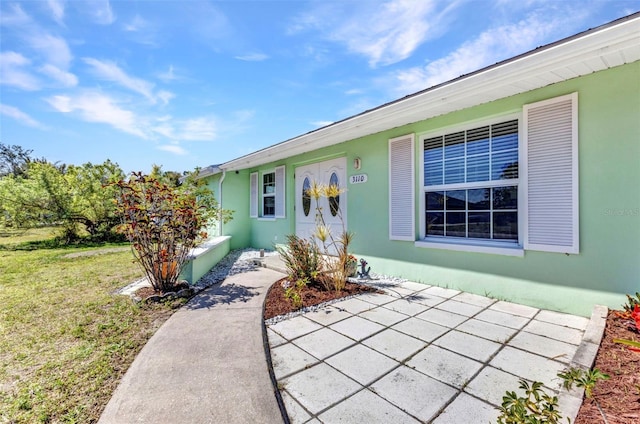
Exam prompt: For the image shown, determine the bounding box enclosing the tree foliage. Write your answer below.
[113,172,225,292]
[1,143,38,177]
[0,159,125,241]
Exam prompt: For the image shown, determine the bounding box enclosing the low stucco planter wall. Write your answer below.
[180,236,232,284]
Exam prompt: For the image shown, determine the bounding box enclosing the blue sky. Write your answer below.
[1,1,637,174]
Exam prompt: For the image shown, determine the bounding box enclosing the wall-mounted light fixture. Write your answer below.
[353,157,362,170]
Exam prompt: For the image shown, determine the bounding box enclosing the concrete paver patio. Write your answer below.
[267,278,605,424]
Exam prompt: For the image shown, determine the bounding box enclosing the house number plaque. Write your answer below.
[349,174,368,184]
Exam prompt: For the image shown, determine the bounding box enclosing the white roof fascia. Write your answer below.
[219,13,640,172]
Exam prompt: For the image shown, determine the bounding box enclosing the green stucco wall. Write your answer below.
[209,62,640,316]
[179,236,231,284]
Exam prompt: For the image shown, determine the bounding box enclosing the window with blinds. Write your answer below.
[423,120,519,242]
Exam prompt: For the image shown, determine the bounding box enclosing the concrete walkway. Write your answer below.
[99,266,286,424]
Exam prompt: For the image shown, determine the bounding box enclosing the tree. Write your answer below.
[0,160,125,241]
[148,164,183,188]
[113,172,230,292]
[0,142,44,178]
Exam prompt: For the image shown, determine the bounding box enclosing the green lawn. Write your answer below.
[0,229,176,423]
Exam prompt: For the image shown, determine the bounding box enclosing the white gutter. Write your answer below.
[217,169,226,236]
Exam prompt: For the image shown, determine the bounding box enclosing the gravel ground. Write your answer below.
[192,248,279,290]
[121,248,411,317]
[117,248,278,296]
[195,248,411,325]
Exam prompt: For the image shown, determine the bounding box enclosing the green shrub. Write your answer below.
[623,292,640,314]
[276,235,321,282]
[284,278,307,309]
[496,380,566,424]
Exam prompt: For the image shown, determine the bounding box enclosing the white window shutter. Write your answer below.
[249,172,258,218]
[275,165,286,218]
[389,134,415,241]
[523,93,579,254]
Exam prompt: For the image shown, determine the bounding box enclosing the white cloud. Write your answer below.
[311,120,333,127]
[392,13,568,94]
[180,117,216,141]
[235,53,269,62]
[188,2,233,44]
[83,58,159,103]
[122,14,159,46]
[0,3,30,26]
[0,51,41,91]
[158,144,187,155]
[0,104,45,128]
[46,92,147,138]
[339,98,379,119]
[39,64,77,87]
[150,115,219,141]
[289,0,456,67]
[156,90,175,105]
[157,65,180,82]
[333,0,437,67]
[1,4,73,71]
[87,0,115,25]
[151,122,175,138]
[345,88,363,95]
[28,33,73,70]
[123,14,147,32]
[46,0,65,25]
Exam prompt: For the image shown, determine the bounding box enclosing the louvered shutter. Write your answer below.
[249,172,258,218]
[523,93,579,253]
[389,134,415,240]
[275,165,286,218]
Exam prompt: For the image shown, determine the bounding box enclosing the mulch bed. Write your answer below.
[263,278,378,320]
[574,310,640,424]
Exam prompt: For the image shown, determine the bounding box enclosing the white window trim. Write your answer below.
[251,166,286,219]
[275,165,286,218]
[418,112,523,252]
[415,239,524,257]
[261,169,276,217]
[249,172,258,218]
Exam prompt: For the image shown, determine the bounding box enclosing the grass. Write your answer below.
[0,228,177,423]
[0,227,58,246]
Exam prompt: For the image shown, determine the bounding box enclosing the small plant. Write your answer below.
[623,292,640,314]
[613,338,640,352]
[283,278,307,309]
[346,254,357,277]
[558,367,610,423]
[613,303,640,353]
[558,367,610,398]
[276,235,321,282]
[496,380,566,424]
[307,180,354,292]
[631,304,640,329]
